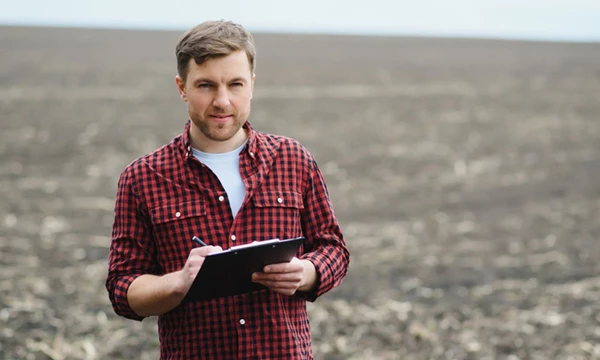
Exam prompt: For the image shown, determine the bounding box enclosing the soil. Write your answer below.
[1,25,600,359]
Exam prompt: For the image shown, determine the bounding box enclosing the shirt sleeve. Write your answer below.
[105,166,158,321]
[297,157,350,302]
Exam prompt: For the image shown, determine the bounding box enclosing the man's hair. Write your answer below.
[176,20,256,82]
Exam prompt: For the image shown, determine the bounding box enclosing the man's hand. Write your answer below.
[127,245,223,317]
[252,257,317,296]
[177,246,223,296]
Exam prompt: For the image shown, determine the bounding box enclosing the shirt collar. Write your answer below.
[180,120,258,159]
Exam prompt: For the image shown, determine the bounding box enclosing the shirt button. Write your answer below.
[175,212,181,218]
[218,195,225,202]
[239,319,245,325]
[231,235,236,241]
[249,152,254,157]
[277,198,283,203]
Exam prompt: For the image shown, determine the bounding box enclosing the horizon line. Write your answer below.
[1,20,599,45]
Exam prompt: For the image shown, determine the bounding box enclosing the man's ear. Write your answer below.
[250,73,256,100]
[175,75,187,102]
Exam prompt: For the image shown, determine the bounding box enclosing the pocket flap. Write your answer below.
[150,200,206,224]
[253,190,304,209]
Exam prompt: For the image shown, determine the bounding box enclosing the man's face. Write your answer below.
[176,50,255,152]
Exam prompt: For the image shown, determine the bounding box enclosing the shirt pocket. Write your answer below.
[252,190,304,240]
[149,200,206,272]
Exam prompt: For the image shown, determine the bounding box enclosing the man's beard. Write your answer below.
[190,108,248,143]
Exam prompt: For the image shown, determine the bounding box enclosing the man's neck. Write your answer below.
[190,125,248,154]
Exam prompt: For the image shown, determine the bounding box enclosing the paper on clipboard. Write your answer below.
[207,238,281,255]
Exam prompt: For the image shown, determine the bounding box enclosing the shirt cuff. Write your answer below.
[295,255,322,302]
[107,274,146,322]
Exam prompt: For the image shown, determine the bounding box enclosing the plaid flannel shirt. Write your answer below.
[106,121,349,359]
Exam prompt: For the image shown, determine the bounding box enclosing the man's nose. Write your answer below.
[213,88,230,108]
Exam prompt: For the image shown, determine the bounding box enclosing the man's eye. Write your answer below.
[198,83,212,89]
[231,82,243,87]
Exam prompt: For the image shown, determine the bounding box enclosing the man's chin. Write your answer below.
[191,118,246,143]
[204,127,241,143]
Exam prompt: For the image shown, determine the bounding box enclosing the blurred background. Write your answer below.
[1,1,600,359]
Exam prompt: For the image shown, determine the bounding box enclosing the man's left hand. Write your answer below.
[252,257,316,296]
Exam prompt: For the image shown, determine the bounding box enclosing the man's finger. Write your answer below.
[190,245,222,257]
[259,281,299,288]
[252,272,302,282]
[263,262,302,274]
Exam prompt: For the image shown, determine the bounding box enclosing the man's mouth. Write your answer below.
[211,114,232,119]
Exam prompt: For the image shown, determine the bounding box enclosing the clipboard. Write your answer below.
[183,236,305,302]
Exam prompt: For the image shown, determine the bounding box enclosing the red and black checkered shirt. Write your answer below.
[106,121,350,359]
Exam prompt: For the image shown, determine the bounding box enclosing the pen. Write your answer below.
[192,236,208,247]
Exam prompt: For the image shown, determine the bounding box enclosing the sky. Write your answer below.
[1,0,600,42]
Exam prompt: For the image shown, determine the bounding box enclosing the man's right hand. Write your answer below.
[178,246,223,295]
[128,245,222,317]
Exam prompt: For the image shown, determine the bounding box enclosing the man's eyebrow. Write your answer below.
[229,77,247,83]
[193,78,217,85]
[191,77,248,85]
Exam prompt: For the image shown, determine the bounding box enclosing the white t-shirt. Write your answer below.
[192,141,247,218]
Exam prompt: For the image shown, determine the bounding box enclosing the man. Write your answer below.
[106,20,350,359]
